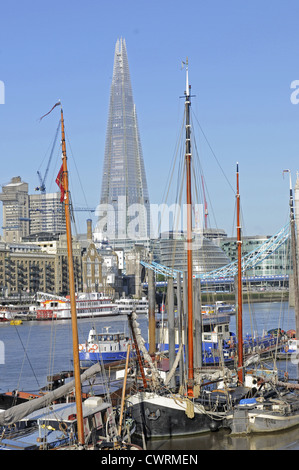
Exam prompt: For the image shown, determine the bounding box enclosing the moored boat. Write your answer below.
[277,329,297,359]
[153,313,286,367]
[201,301,236,315]
[0,397,117,450]
[36,292,119,320]
[126,65,232,439]
[79,326,131,366]
[0,311,10,322]
[226,378,299,435]
[0,306,27,322]
[225,170,299,435]
[115,297,149,315]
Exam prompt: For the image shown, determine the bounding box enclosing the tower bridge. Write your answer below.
[141,223,290,284]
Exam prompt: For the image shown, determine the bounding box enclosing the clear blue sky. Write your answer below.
[0,0,299,238]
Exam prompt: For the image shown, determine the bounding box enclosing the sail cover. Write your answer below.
[0,363,102,427]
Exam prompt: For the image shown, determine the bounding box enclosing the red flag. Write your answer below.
[55,164,65,202]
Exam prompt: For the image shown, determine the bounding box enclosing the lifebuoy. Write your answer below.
[88,344,99,353]
[79,344,84,351]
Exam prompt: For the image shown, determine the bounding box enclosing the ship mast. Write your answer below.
[60,104,85,446]
[236,163,244,384]
[284,169,299,380]
[201,175,208,230]
[184,59,194,397]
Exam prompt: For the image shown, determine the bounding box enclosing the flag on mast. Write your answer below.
[39,101,60,121]
[55,164,65,202]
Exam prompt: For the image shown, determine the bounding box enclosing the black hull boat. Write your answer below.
[127,392,226,439]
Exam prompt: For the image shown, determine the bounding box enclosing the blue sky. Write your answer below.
[0,0,299,238]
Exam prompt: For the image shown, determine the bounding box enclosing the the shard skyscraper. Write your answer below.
[97,38,150,245]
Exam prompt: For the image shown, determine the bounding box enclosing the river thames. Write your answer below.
[0,300,299,450]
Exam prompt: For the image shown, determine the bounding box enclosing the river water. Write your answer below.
[0,300,299,450]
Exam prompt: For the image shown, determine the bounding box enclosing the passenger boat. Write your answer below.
[115,297,149,315]
[0,306,27,322]
[79,327,131,366]
[36,292,119,320]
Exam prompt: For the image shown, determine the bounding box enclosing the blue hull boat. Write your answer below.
[79,327,131,365]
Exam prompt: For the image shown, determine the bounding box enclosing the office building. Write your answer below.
[0,177,65,242]
[0,177,30,243]
[29,192,65,234]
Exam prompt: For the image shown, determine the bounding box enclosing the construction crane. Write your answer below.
[35,120,60,193]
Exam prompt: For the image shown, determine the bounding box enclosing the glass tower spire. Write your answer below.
[98,38,150,242]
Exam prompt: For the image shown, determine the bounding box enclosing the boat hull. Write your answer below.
[228,407,299,434]
[152,341,283,367]
[36,309,119,320]
[127,392,225,439]
[79,350,130,365]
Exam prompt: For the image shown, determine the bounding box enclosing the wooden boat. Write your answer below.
[0,370,118,450]
[126,136,299,440]
[126,61,230,439]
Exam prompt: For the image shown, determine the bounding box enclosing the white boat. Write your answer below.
[0,305,27,322]
[36,292,119,320]
[0,310,10,322]
[201,301,236,316]
[115,297,149,315]
[79,326,131,365]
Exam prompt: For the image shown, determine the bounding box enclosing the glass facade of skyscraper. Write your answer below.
[98,38,150,242]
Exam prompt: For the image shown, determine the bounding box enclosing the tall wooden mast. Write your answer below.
[184,59,194,397]
[60,104,85,446]
[284,170,299,380]
[236,163,243,384]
